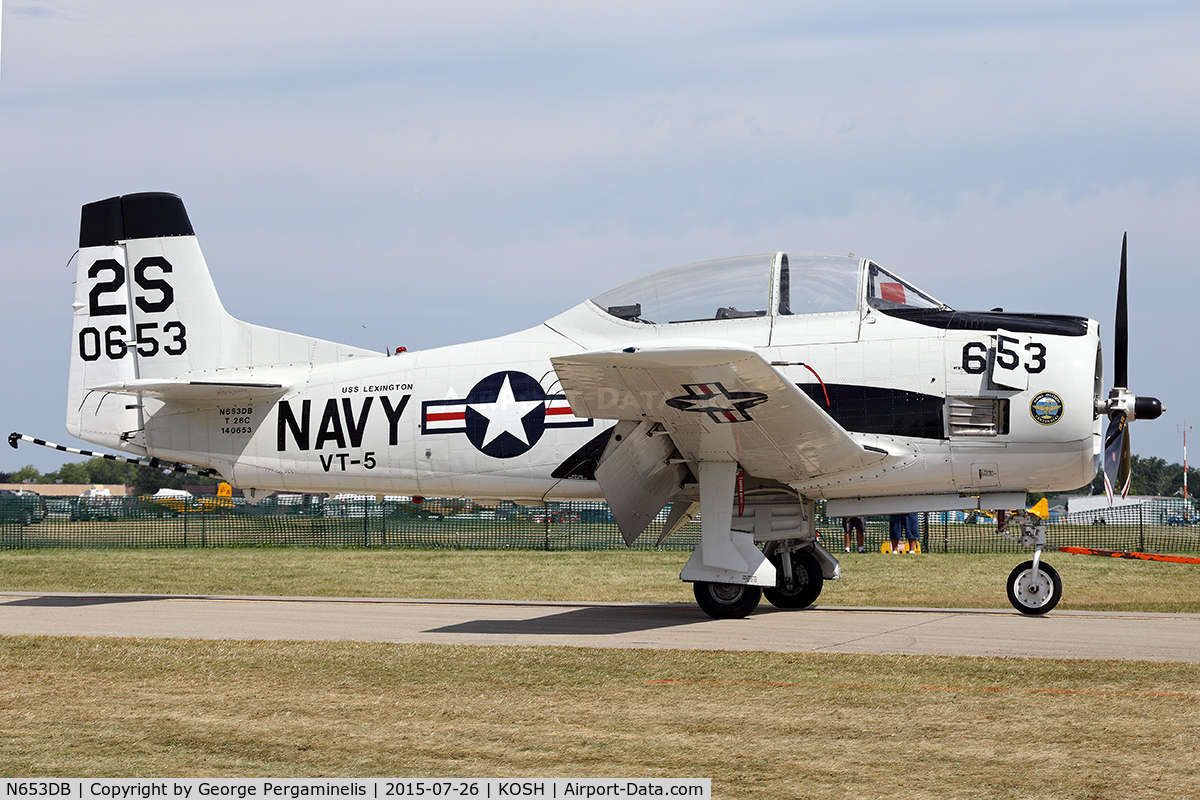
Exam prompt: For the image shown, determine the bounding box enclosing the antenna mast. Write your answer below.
[1184,424,1191,503]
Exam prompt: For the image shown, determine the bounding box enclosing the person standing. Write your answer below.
[888,514,903,553]
[842,516,866,553]
[903,511,920,553]
[888,513,921,553]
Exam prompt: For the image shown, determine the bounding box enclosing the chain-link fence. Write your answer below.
[2,492,1199,553]
[923,501,1200,554]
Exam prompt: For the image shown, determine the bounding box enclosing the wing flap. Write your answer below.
[552,341,886,484]
[594,420,689,545]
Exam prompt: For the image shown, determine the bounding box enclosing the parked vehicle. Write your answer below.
[527,509,580,524]
[140,483,237,516]
[259,493,317,515]
[323,494,413,518]
[324,494,376,518]
[0,489,48,525]
[71,486,124,521]
[140,488,198,516]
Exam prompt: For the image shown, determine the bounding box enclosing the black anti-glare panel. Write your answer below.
[880,307,1089,337]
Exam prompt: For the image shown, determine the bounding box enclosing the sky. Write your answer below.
[2,1,1198,474]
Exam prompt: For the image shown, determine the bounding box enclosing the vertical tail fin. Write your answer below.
[68,193,204,449]
[67,193,376,454]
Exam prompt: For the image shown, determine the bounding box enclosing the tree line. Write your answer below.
[1081,455,1200,500]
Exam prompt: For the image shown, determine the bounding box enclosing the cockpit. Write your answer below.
[589,252,948,324]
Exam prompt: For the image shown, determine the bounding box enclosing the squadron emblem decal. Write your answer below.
[666,382,768,423]
[422,370,592,458]
[1030,391,1064,426]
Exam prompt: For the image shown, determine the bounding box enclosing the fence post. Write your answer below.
[1139,504,1144,553]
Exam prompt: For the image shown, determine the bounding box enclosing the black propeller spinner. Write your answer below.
[1102,234,1164,500]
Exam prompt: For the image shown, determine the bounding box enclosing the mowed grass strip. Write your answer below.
[3,548,1200,611]
[1,637,1198,799]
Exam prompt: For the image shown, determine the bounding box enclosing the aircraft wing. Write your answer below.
[551,341,887,485]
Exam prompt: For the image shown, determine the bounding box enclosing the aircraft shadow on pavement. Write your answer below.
[428,604,707,636]
[1,595,175,608]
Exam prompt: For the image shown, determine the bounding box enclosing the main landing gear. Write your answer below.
[679,465,839,619]
[762,542,824,609]
[693,581,762,619]
[691,539,828,619]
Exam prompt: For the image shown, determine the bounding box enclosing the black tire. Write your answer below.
[763,547,824,609]
[1007,560,1062,615]
[693,582,762,619]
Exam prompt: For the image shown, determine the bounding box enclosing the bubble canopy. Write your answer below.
[589,253,946,325]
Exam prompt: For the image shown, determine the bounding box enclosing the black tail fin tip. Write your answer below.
[79,192,195,248]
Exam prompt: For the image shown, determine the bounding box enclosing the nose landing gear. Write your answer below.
[998,508,1062,615]
[1006,559,1062,615]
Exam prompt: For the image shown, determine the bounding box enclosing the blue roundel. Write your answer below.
[463,371,547,458]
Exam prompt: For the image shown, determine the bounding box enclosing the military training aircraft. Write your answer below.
[19,192,1166,618]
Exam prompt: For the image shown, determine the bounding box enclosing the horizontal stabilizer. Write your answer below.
[86,379,285,401]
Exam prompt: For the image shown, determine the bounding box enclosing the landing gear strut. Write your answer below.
[680,469,832,618]
[999,509,1062,615]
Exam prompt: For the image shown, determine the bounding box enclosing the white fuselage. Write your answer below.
[135,295,1100,505]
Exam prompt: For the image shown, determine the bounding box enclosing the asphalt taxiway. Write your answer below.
[2,592,1198,661]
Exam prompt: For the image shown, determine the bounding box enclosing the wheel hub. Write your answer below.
[709,583,744,603]
[1015,570,1051,606]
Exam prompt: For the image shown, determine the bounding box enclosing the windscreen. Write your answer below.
[866,262,947,311]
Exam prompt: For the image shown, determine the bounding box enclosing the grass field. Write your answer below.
[3,547,1200,611]
[3,639,1198,798]
[3,547,1200,796]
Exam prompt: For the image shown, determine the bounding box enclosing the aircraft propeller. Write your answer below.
[1100,234,1163,501]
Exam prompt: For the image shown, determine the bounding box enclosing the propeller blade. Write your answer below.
[1118,428,1132,499]
[1114,233,1128,389]
[1102,411,1129,503]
